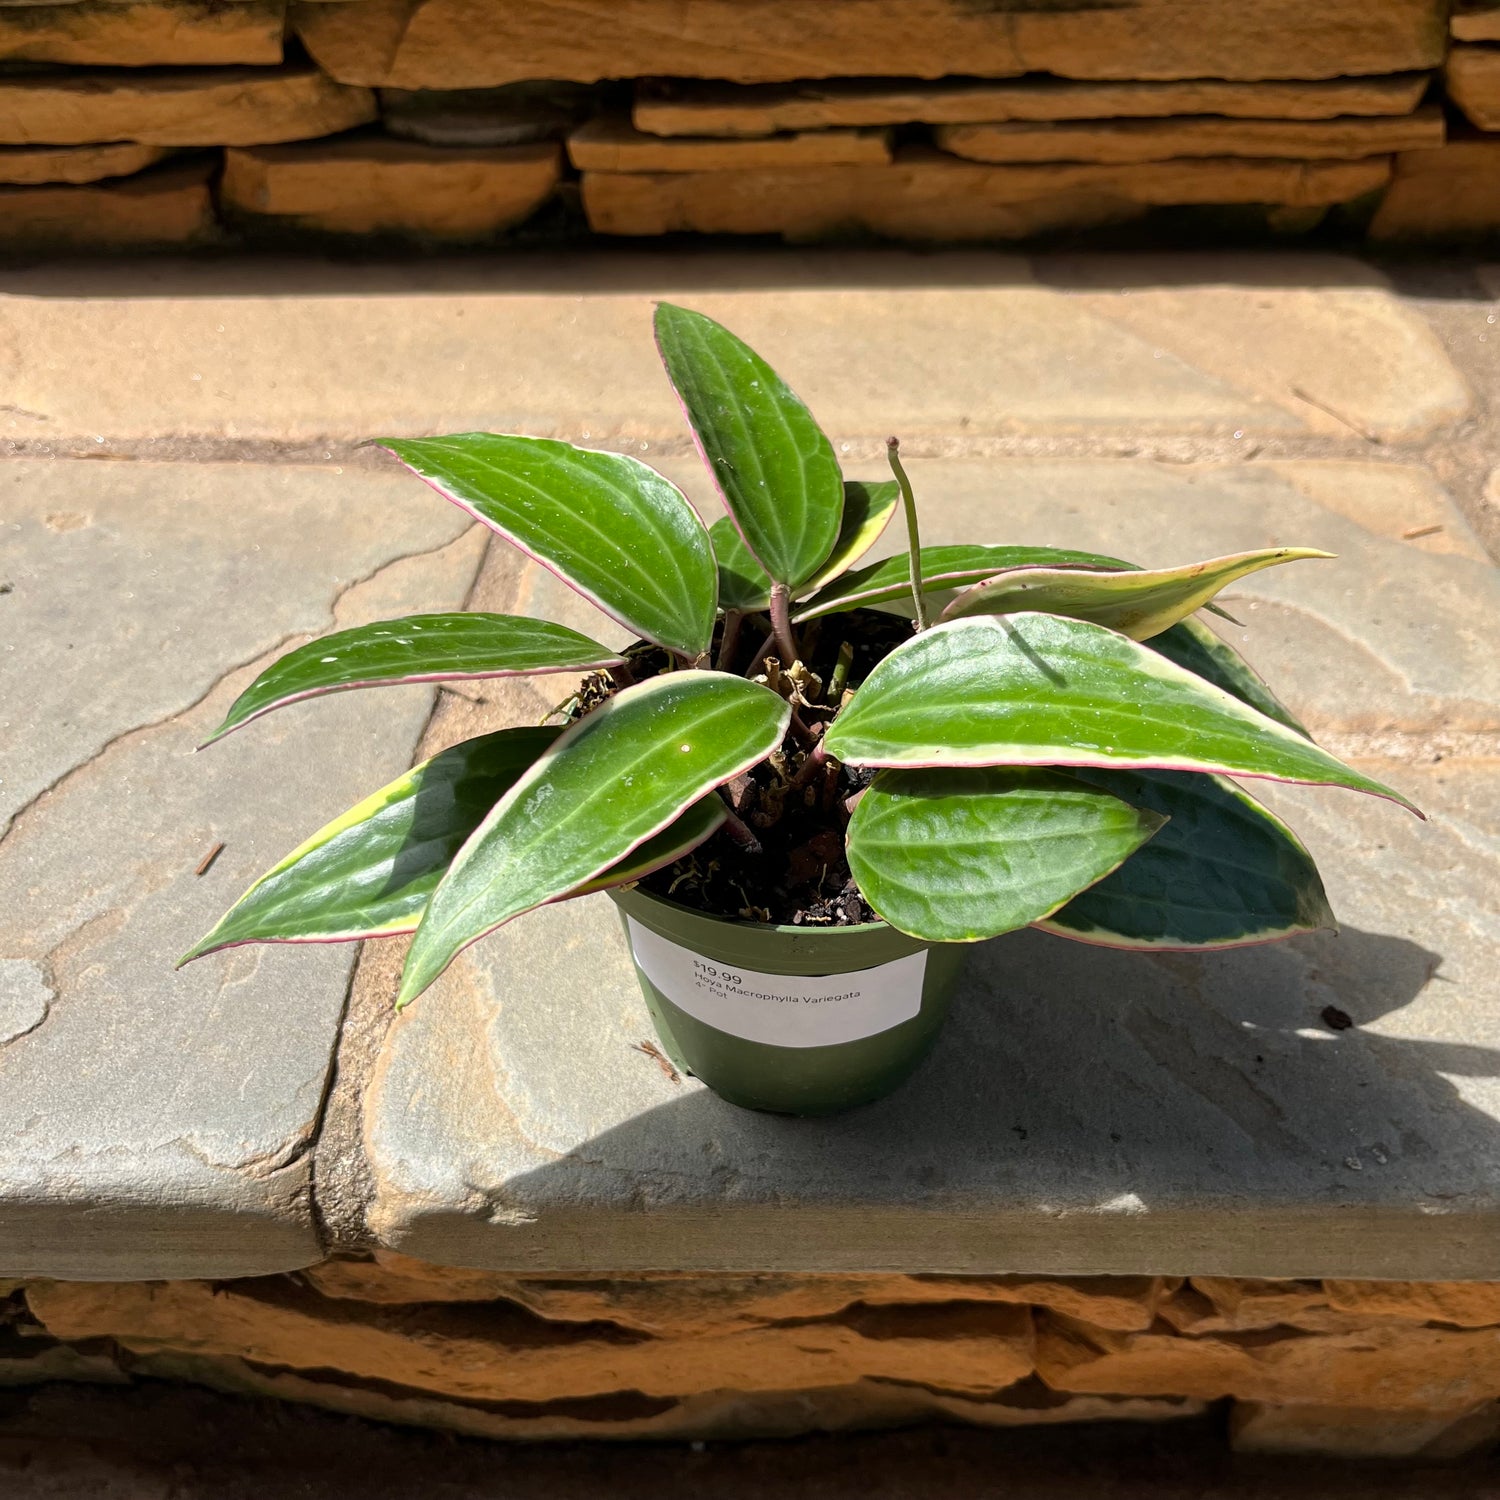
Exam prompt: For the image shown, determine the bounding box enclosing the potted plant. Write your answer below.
[183,306,1419,1116]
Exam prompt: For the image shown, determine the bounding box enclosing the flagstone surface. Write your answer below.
[0,247,1494,1279]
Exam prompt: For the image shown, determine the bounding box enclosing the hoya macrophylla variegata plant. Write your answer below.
[183,304,1421,1005]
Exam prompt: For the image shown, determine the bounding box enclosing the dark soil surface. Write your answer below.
[587,609,915,927]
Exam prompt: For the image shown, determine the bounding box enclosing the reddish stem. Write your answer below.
[715,610,744,672]
[791,738,828,788]
[744,628,776,678]
[717,799,764,855]
[768,582,800,667]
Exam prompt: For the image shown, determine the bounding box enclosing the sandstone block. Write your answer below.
[1230,1400,1500,1458]
[1324,1281,1500,1327]
[137,1349,1201,1442]
[582,151,1392,242]
[0,141,169,185]
[1446,45,1500,130]
[1035,1312,1500,1410]
[0,159,214,250]
[0,1,282,66]
[635,76,1435,137]
[26,1279,1036,1404]
[0,65,375,147]
[301,1257,1170,1335]
[1368,137,1500,241]
[1157,1278,1442,1336]
[0,1340,129,1389]
[293,0,1445,90]
[1454,4,1500,42]
[936,110,1443,166]
[567,118,891,174]
[220,138,561,239]
[1158,1280,1336,1334]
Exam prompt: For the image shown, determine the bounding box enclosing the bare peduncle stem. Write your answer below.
[886,436,929,632]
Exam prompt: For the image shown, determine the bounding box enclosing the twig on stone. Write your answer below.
[632,1040,680,1083]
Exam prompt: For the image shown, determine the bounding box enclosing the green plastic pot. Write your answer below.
[607,883,968,1117]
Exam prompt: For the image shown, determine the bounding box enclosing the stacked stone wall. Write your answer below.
[7,1262,1500,1459]
[3,0,1500,251]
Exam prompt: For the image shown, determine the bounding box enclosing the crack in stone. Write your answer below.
[171,1129,318,1187]
[0,530,479,849]
[310,533,498,1253]
[0,626,302,848]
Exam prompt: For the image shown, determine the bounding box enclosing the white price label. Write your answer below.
[626,918,927,1049]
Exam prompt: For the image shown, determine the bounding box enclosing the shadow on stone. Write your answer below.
[374,896,1500,1275]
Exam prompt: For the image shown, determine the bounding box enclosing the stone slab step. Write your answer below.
[346,454,1500,1280]
[0,249,1470,446]
[581,150,1393,242]
[0,64,374,147]
[633,76,1436,138]
[291,0,1446,90]
[0,460,485,1280]
[221,137,562,240]
[935,109,1444,166]
[0,0,283,66]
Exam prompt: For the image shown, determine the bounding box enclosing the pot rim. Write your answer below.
[608,879,894,941]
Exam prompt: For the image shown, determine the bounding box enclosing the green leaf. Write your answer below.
[570,796,728,897]
[822,614,1420,814]
[180,727,562,961]
[181,730,726,962]
[800,480,901,594]
[654,303,843,589]
[379,434,717,658]
[1036,769,1335,949]
[940,548,1333,640]
[711,480,901,615]
[847,767,1164,943]
[711,515,773,613]
[205,614,623,744]
[793,543,1128,623]
[398,671,791,1005]
[1151,618,1310,739]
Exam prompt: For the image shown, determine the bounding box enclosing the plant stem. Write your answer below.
[610,661,635,689]
[744,629,775,679]
[790,738,828,789]
[787,707,817,749]
[886,436,929,631]
[717,797,763,855]
[768,581,800,666]
[715,610,744,672]
[827,639,853,702]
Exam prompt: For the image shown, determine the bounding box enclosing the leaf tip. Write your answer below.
[175,939,211,969]
[394,954,431,1010]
